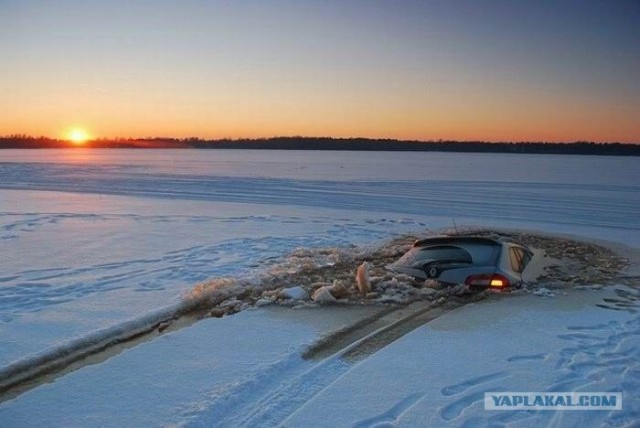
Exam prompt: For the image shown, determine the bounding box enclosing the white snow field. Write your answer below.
[1,149,639,426]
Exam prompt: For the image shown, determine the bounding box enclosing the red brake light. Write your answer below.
[465,274,511,288]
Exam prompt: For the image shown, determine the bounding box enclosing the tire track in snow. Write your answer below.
[182,301,456,427]
[209,358,353,428]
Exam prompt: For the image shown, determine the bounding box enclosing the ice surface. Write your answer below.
[1,150,638,364]
[1,149,639,426]
[0,189,427,366]
[3,287,636,427]
[1,149,637,185]
[283,286,640,427]
[0,306,380,427]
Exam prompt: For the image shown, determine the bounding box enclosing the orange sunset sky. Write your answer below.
[1,1,639,143]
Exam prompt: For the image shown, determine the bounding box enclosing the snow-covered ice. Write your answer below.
[283,286,640,427]
[0,305,381,427]
[1,149,639,426]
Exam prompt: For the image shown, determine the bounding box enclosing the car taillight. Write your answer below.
[465,274,511,288]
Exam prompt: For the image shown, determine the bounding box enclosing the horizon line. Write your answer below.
[2,135,638,145]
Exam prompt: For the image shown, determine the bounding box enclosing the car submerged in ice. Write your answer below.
[388,236,534,290]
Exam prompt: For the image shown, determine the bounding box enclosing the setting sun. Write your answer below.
[67,128,90,145]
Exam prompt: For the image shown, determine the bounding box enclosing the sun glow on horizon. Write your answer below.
[66,128,90,145]
[2,3,638,144]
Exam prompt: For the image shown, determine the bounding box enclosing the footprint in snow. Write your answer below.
[440,371,509,397]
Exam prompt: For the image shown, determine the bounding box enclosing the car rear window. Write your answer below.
[453,243,500,265]
[417,246,473,264]
[410,240,500,266]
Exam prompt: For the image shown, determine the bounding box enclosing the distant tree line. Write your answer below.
[1,135,639,156]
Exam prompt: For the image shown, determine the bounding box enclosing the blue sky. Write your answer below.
[1,0,638,141]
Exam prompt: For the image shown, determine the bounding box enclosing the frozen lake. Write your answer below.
[1,149,639,369]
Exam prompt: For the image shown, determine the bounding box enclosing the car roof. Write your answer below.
[412,235,508,248]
